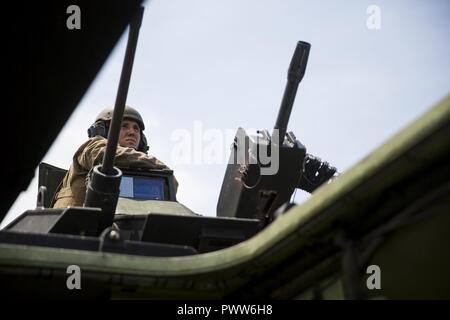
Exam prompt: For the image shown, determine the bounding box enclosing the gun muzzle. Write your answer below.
[273,41,310,145]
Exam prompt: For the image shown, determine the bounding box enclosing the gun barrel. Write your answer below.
[85,6,144,234]
[102,6,145,175]
[273,41,310,145]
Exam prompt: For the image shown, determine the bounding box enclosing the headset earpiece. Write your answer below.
[87,124,96,138]
[87,121,108,138]
[138,131,149,153]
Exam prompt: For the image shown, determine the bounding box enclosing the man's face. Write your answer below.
[118,119,141,149]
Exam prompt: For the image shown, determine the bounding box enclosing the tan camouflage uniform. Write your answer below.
[53,136,176,208]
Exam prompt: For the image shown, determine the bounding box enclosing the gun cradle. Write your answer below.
[217,128,306,222]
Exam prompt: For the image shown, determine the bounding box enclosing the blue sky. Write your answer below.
[2,0,449,227]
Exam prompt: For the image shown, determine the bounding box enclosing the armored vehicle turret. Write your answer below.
[1,2,449,300]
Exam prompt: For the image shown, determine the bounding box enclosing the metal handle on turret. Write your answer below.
[272,41,310,145]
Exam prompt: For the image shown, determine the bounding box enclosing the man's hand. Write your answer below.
[298,154,337,193]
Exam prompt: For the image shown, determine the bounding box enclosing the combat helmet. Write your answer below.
[88,106,149,153]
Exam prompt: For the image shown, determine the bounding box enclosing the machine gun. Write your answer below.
[217,41,337,224]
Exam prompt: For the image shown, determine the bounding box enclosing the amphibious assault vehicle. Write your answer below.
[1,1,449,299]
